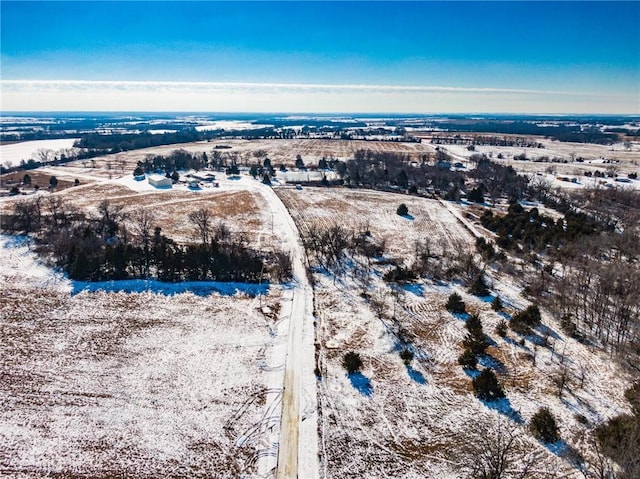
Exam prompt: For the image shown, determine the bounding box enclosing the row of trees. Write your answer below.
[432,135,544,148]
[481,201,603,253]
[3,198,291,284]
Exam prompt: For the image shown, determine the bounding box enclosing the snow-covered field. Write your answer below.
[0,173,278,251]
[436,140,640,190]
[279,187,632,478]
[0,139,79,167]
[1,140,637,478]
[277,187,474,260]
[0,234,289,477]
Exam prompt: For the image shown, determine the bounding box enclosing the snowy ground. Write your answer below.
[435,140,640,191]
[0,234,291,478]
[277,187,475,260]
[0,139,79,168]
[279,187,633,478]
[1,141,637,477]
[0,158,321,478]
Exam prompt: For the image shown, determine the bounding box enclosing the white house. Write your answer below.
[148,174,172,188]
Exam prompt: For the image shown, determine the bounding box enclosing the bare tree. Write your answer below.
[463,417,540,479]
[13,198,41,233]
[33,148,53,166]
[188,207,213,244]
[577,435,617,479]
[130,209,156,248]
[130,209,156,277]
[96,199,126,240]
[46,196,70,230]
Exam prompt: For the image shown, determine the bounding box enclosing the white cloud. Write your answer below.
[0,80,634,114]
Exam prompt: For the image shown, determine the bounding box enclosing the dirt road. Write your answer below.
[256,185,318,479]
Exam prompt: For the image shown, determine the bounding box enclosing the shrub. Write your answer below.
[560,314,578,337]
[472,369,505,401]
[400,348,414,365]
[624,382,640,416]
[397,203,409,216]
[529,407,560,443]
[495,319,508,337]
[383,266,417,283]
[463,331,489,356]
[491,296,503,311]
[343,352,363,374]
[446,292,466,314]
[595,413,640,471]
[458,349,477,369]
[467,186,485,204]
[465,314,483,335]
[468,275,490,296]
[510,305,541,334]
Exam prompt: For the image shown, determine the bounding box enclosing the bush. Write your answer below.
[343,352,363,374]
[510,305,541,334]
[465,314,483,335]
[595,413,640,474]
[463,331,489,356]
[529,407,560,443]
[383,266,417,283]
[446,292,466,314]
[472,369,505,401]
[397,203,409,216]
[560,314,577,337]
[400,348,414,365]
[625,382,640,416]
[495,319,508,337]
[491,296,503,311]
[468,275,490,296]
[458,349,477,369]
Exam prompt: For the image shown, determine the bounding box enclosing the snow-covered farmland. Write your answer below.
[435,140,640,190]
[0,139,79,167]
[278,187,632,478]
[277,187,474,259]
[0,234,287,477]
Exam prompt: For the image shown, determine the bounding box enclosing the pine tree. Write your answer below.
[473,369,505,401]
[446,292,466,314]
[529,407,560,443]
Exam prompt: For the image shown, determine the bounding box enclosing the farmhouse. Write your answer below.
[148,174,172,188]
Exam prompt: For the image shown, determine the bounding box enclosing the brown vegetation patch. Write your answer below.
[1,170,78,192]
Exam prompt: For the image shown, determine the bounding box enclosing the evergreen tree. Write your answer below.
[396,203,409,216]
[529,407,560,443]
[446,292,466,314]
[343,352,363,374]
[469,275,490,296]
[458,349,478,369]
[473,369,505,401]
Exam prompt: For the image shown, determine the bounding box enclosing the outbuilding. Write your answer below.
[148,174,172,188]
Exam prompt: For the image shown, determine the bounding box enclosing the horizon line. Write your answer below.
[2,110,638,117]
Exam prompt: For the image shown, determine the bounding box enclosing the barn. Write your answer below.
[148,174,172,188]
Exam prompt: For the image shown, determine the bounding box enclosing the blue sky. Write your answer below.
[1,1,638,113]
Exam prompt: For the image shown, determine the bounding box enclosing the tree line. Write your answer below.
[2,198,291,284]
